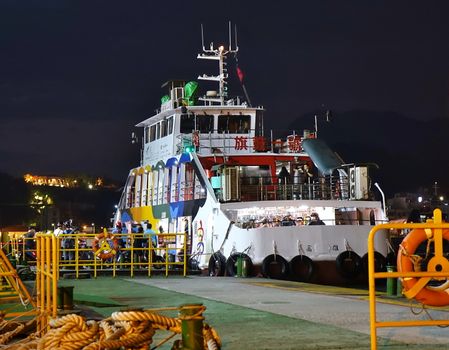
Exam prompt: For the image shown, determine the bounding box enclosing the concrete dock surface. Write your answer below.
[61,276,449,349]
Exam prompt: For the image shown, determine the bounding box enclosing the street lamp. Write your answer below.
[91,223,95,234]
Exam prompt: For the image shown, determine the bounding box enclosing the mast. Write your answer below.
[197,22,238,106]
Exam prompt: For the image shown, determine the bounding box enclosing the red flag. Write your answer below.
[236,66,244,83]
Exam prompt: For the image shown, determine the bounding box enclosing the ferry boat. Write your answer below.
[114,28,389,284]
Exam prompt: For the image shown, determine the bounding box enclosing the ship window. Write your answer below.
[180,113,195,133]
[145,127,150,143]
[197,115,214,133]
[150,125,156,142]
[167,116,173,135]
[161,119,168,137]
[156,123,161,139]
[218,115,250,134]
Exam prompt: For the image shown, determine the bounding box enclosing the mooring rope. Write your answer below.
[0,307,220,350]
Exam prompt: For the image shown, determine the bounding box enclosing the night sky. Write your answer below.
[1,1,448,193]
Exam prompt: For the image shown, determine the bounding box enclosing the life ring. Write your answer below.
[225,253,253,277]
[262,254,289,280]
[208,252,226,276]
[289,255,314,282]
[397,228,449,306]
[361,251,386,275]
[336,250,362,279]
[92,233,119,260]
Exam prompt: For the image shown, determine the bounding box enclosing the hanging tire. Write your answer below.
[262,254,289,280]
[153,255,165,269]
[225,253,253,277]
[361,251,387,274]
[336,250,362,279]
[208,252,226,276]
[289,255,314,282]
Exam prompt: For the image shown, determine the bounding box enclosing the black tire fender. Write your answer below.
[225,253,253,277]
[361,251,387,274]
[208,251,226,276]
[153,255,165,269]
[336,250,362,279]
[289,255,314,282]
[262,254,289,280]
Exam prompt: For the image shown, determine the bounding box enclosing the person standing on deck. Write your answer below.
[308,212,325,225]
[24,226,36,261]
[144,222,157,261]
[278,166,290,184]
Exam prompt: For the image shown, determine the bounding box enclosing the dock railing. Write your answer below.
[35,233,58,335]
[17,232,188,279]
[368,208,449,350]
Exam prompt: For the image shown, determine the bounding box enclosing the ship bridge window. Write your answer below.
[150,125,156,142]
[145,127,150,143]
[218,115,250,134]
[180,113,195,133]
[167,116,173,135]
[156,123,160,139]
[197,115,214,133]
[161,119,168,137]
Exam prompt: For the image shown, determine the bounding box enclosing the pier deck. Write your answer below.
[58,276,449,349]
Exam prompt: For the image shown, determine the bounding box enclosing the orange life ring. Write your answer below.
[397,228,449,306]
[92,232,119,260]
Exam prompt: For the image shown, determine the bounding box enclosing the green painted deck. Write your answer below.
[57,276,449,350]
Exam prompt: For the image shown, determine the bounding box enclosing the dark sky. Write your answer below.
[1,1,448,190]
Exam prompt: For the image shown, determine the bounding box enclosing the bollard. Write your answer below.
[179,304,204,350]
[236,255,243,277]
[57,287,64,310]
[57,286,74,310]
[386,265,397,297]
[241,257,248,278]
[63,286,74,310]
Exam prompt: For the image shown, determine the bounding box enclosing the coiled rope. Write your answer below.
[1,307,221,350]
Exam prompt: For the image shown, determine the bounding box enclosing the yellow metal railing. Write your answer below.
[368,208,449,350]
[0,245,36,318]
[14,232,188,279]
[17,232,188,278]
[35,234,58,335]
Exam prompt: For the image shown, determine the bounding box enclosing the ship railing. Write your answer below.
[181,130,316,154]
[235,217,380,229]
[237,175,351,202]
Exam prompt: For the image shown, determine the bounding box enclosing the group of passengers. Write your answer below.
[112,221,169,265]
[241,212,325,228]
[53,221,78,261]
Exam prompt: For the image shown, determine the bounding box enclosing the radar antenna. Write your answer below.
[197,22,239,105]
[201,24,205,51]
